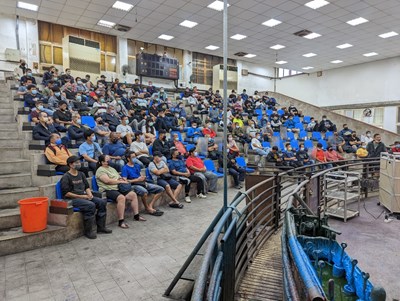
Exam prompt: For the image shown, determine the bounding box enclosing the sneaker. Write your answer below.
[185,196,192,203]
[197,193,207,199]
[234,185,242,189]
[208,190,218,194]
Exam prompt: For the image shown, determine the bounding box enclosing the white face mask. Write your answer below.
[194,152,198,157]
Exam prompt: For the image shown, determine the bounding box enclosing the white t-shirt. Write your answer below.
[116,124,134,137]
[251,137,262,149]
[93,102,108,114]
[130,141,148,158]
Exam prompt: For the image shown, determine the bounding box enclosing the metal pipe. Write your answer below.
[15,15,20,50]
[222,0,228,212]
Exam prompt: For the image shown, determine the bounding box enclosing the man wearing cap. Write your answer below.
[186,147,218,193]
[61,155,112,239]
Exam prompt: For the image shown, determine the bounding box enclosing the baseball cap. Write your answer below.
[67,155,80,165]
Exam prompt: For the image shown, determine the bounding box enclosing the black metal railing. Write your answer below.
[164,158,380,301]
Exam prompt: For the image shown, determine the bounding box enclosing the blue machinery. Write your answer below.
[164,158,386,300]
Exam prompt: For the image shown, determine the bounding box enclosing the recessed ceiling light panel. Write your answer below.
[346,17,368,26]
[302,66,314,70]
[331,60,343,64]
[230,34,247,40]
[363,52,378,57]
[379,31,398,38]
[305,0,329,10]
[276,60,288,65]
[158,34,174,40]
[179,20,198,28]
[207,0,230,11]
[17,1,38,11]
[112,1,134,11]
[336,43,353,49]
[304,32,321,39]
[97,20,116,28]
[244,54,256,58]
[262,19,282,27]
[303,53,317,57]
[205,45,219,50]
[270,44,285,50]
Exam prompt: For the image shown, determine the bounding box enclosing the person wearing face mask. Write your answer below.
[20,68,37,85]
[186,147,218,194]
[32,112,60,143]
[283,143,302,168]
[61,155,112,239]
[296,143,315,169]
[153,87,167,102]
[53,101,73,127]
[328,132,345,153]
[311,143,333,169]
[102,132,128,172]
[75,77,88,93]
[102,105,120,132]
[367,133,387,158]
[187,122,204,143]
[79,130,103,173]
[339,124,353,137]
[30,100,54,123]
[44,133,73,173]
[132,78,142,93]
[24,84,44,109]
[318,115,337,132]
[246,120,259,139]
[172,133,187,156]
[232,122,249,148]
[356,142,369,158]
[391,141,400,153]
[92,94,108,115]
[116,116,134,145]
[153,130,173,160]
[130,132,152,167]
[72,93,90,115]
[232,115,244,128]
[344,131,361,153]
[202,122,216,138]
[142,118,157,144]
[251,133,270,157]
[42,66,56,85]
[60,68,74,85]
[306,117,318,132]
[270,115,282,132]
[361,131,373,145]
[93,117,111,146]
[169,149,207,201]
[261,122,274,142]
[98,75,107,87]
[67,113,86,145]
[48,87,67,111]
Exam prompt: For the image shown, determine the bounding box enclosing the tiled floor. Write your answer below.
[0,189,239,301]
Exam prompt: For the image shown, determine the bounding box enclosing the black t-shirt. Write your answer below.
[53,110,72,122]
[60,171,89,198]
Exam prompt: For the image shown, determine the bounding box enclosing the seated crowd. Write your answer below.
[17,67,395,238]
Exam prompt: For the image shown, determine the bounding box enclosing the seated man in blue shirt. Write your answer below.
[102,132,127,172]
[79,130,103,173]
[169,149,206,202]
[282,143,302,168]
[24,84,44,109]
[283,115,299,133]
[187,122,204,143]
[121,151,164,216]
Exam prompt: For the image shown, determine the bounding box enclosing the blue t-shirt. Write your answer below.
[121,163,142,180]
[79,142,102,159]
[169,159,187,173]
[103,141,126,157]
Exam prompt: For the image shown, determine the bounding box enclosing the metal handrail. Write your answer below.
[165,158,381,301]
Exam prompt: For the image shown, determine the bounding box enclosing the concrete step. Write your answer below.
[0,159,31,175]
[0,225,67,256]
[0,122,18,130]
[2,146,23,160]
[0,108,14,115]
[0,138,24,147]
[0,187,41,209]
[0,114,15,123]
[0,173,32,189]
[0,102,13,109]
[0,208,21,230]
[32,174,62,187]
[0,130,16,139]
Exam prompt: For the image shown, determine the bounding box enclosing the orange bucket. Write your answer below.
[18,197,49,233]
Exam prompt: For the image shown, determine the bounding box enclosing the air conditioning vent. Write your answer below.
[69,36,85,45]
[234,52,248,57]
[293,29,312,37]
[114,24,131,32]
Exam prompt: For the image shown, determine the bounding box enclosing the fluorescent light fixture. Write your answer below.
[97,20,116,28]
[304,32,321,39]
[207,0,230,11]
[230,34,247,40]
[205,45,219,50]
[262,19,282,27]
[379,31,398,38]
[303,52,317,57]
[331,60,343,64]
[17,1,38,11]
[112,1,134,11]
[363,52,378,57]
[158,34,174,40]
[179,20,198,28]
[336,43,353,49]
[302,66,314,70]
[346,17,368,26]
[305,0,329,9]
[270,44,285,50]
[244,54,256,58]
[275,60,288,65]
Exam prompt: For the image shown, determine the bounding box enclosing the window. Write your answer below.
[192,52,236,85]
[38,21,117,72]
[334,107,384,128]
[277,68,303,78]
